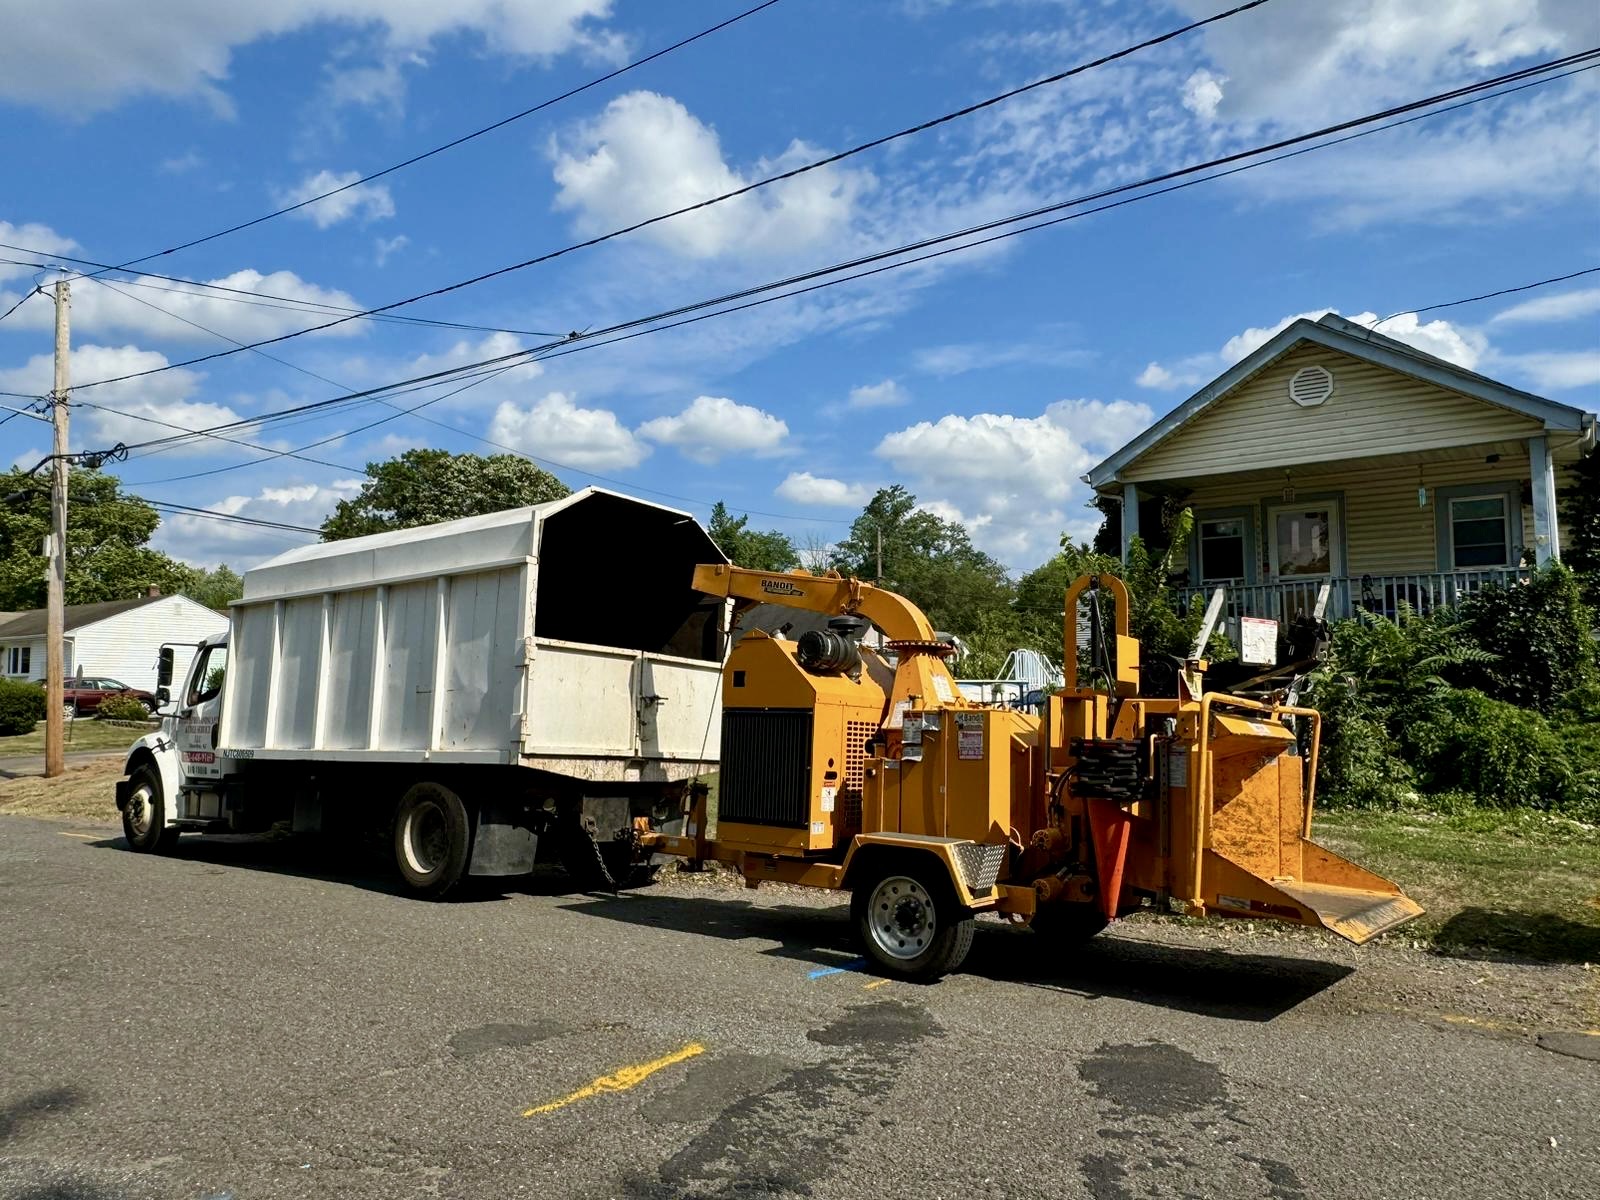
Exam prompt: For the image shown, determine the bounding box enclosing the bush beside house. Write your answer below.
[0,679,46,736]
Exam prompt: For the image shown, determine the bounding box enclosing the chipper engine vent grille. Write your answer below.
[719,708,812,828]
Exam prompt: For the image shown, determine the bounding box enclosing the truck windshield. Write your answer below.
[188,645,228,706]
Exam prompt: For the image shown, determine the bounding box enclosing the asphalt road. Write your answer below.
[1,815,1596,1200]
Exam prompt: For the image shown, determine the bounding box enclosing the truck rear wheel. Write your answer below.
[851,857,975,981]
[122,762,180,853]
[394,782,472,899]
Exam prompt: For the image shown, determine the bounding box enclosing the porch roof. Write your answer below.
[1087,314,1596,491]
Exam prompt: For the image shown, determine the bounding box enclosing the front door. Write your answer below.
[175,643,228,783]
[1268,502,1341,621]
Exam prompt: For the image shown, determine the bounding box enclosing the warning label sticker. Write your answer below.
[820,786,836,813]
[932,674,955,703]
[955,712,983,759]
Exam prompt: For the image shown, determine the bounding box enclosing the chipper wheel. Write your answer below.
[851,857,975,981]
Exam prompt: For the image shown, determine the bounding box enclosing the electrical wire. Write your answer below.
[0,286,42,324]
[64,0,1283,391]
[61,0,787,282]
[99,52,1598,462]
[84,51,1587,464]
[0,254,562,339]
[1374,265,1600,325]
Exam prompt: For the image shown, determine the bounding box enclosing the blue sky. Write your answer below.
[1,0,1597,572]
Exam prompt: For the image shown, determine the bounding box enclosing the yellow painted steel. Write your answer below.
[671,566,1420,949]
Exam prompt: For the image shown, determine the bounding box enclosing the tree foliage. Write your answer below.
[707,502,799,572]
[1559,444,1600,605]
[321,449,569,541]
[830,486,1012,634]
[0,468,197,609]
[181,564,243,611]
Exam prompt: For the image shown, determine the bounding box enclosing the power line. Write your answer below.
[1375,265,1600,324]
[0,285,42,324]
[0,253,562,339]
[65,0,1280,391]
[100,51,1597,463]
[65,1,786,282]
[141,498,321,535]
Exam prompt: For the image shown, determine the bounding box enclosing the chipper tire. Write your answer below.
[121,762,180,854]
[852,857,975,981]
[394,782,472,900]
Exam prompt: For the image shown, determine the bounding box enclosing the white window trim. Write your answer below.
[1446,492,1511,569]
[1266,501,1343,579]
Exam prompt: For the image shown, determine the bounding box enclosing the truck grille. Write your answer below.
[719,708,812,828]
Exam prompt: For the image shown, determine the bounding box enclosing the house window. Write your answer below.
[1448,495,1509,568]
[1198,518,1246,581]
[6,646,28,676]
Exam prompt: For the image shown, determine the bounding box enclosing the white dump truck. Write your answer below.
[115,488,728,896]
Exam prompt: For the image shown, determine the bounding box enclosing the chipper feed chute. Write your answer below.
[1195,710,1422,943]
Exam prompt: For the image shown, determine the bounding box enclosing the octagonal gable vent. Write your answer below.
[1288,364,1334,407]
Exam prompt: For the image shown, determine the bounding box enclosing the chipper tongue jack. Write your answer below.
[643,566,1421,980]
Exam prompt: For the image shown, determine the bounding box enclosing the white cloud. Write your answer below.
[1501,351,1600,391]
[1181,69,1225,120]
[1492,287,1600,325]
[637,395,788,464]
[1138,308,1487,395]
[551,91,869,259]
[0,344,242,453]
[279,169,395,229]
[1045,398,1154,453]
[775,472,873,508]
[847,379,908,409]
[0,1,621,115]
[0,268,369,344]
[487,391,647,470]
[152,479,364,568]
[374,234,409,266]
[0,220,78,284]
[877,412,1091,504]
[912,338,1095,377]
[161,151,203,174]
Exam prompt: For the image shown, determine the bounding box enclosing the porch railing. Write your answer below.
[1182,568,1529,626]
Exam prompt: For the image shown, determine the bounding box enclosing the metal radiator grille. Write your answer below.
[719,708,812,828]
[841,719,874,833]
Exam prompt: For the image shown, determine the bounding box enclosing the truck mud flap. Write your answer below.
[468,822,537,877]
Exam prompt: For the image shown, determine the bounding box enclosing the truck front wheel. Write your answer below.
[851,857,975,981]
[394,782,472,899]
[122,763,180,853]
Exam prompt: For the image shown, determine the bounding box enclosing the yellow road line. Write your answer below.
[863,978,892,991]
[521,1042,704,1117]
[57,832,98,840]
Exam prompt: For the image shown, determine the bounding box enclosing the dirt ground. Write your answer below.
[0,756,122,822]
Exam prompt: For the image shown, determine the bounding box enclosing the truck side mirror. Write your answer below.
[157,647,174,687]
[155,686,170,709]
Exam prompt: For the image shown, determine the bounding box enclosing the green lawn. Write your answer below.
[0,720,150,756]
[1313,807,1600,963]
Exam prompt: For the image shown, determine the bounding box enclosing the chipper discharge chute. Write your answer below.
[644,566,1420,979]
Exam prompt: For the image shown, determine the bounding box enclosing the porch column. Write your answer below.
[1121,483,1139,563]
[1528,434,1560,565]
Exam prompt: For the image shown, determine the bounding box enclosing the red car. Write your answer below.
[32,676,159,717]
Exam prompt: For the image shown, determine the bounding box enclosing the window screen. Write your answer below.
[1450,496,1508,568]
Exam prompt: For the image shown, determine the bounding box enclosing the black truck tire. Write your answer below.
[394,782,473,899]
[851,856,975,981]
[121,762,180,853]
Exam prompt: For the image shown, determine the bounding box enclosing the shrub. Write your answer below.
[96,693,153,722]
[1401,689,1585,813]
[1453,563,1597,712]
[0,678,47,736]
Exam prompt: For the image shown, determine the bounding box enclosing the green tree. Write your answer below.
[0,468,196,609]
[1561,444,1600,604]
[830,485,1014,635]
[182,564,243,610]
[321,449,569,541]
[707,502,800,572]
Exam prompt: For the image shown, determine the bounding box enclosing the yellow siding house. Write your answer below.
[1086,314,1597,623]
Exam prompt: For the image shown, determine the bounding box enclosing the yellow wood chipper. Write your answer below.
[646,565,1422,979]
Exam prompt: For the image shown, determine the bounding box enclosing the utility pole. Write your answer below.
[875,526,882,584]
[44,275,69,778]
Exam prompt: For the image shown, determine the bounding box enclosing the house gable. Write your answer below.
[1121,342,1545,483]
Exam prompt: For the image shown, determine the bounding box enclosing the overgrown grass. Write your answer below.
[0,720,149,756]
[0,756,122,822]
[1314,806,1600,963]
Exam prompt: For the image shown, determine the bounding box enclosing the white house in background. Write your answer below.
[0,589,229,691]
[1086,313,1597,623]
